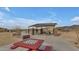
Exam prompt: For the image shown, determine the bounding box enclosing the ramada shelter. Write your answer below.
[27,23,57,35]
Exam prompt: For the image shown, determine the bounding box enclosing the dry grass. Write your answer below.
[0,32,19,46]
[59,31,79,47]
[61,31,77,41]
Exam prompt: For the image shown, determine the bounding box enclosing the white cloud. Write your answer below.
[11,18,55,29]
[0,17,61,29]
[0,16,57,29]
[71,16,79,25]
[4,7,10,12]
[72,16,79,21]
[0,10,61,29]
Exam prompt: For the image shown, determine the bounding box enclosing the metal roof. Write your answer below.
[29,23,57,27]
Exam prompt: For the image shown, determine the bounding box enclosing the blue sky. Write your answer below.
[0,7,79,29]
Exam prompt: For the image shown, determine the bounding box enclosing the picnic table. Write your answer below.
[10,38,44,51]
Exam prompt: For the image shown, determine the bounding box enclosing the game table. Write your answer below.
[10,38,44,51]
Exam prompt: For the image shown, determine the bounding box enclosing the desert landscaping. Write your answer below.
[0,29,79,51]
[0,32,20,46]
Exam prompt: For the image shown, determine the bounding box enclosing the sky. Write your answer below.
[0,7,79,29]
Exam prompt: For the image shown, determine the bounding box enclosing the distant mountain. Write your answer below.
[70,25,79,29]
[56,25,79,31]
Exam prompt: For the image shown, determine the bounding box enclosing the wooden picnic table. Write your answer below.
[11,38,44,50]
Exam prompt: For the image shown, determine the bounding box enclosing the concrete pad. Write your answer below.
[0,45,29,51]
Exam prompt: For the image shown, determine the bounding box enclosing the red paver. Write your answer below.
[11,39,44,50]
[38,45,53,51]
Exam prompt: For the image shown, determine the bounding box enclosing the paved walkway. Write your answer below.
[31,35,79,51]
[0,44,29,51]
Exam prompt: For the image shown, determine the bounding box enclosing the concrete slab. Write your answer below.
[0,45,29,51]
